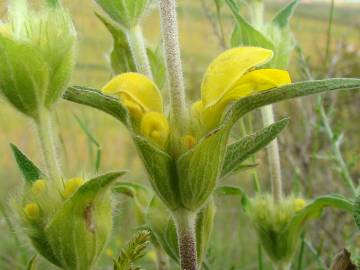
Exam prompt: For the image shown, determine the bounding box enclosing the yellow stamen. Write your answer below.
[24,203,40,220]
[182,135,196,149]
[63,177,84,199]
[31,179,47,195]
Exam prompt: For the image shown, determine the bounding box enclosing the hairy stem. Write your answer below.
[35,109,62,184]
[126,25,153,79]
[261,105,283,202]
[275,263,291,270]
[159,0,187,131]
[173,209,197,270]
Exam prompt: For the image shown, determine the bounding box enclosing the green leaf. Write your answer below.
[133,136,180,210]
[45,171,125,269]
[26,256,37,270]
[10,143,44,183]
[354,194,360,230]
[215,185,247,196]
[272,0,300,28]
[196,199,216,266]
[146,197,179,262]
[64,86,131,127]
[222,118,289,178]
[224,79,360,128]
[147,48,166,89]
[225,0,274,50]
[95,13,136,75]
[289,194,354,238]
[177,126,230,211]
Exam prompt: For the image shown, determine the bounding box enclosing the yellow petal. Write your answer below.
[201,47,274,108]
[102,72,163,114]
[140,112,170,148]
[221,68,291,102]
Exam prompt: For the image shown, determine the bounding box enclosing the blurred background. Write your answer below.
[0,0,359,269]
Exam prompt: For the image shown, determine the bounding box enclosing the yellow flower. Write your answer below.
[63,177,84,199]
[102,47,291,148]
[140,112,170,148]
[102,72,163,119]
[24,203,40,220]
[196,47,291,130]
[32,179,47,194]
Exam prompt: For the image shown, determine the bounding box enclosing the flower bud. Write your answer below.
[0,2,76,118]
[32,179,47,195]
[24,203,40,220]
[95,0,151,29]
[140,112,170,148]
[249,195,307,267]
[21,172,125,269]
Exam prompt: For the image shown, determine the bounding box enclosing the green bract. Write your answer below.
[21,172,125,269]
[247,194,353,269]
[0,1,76,119]
[64,79,360,214]
[95,0,151,29]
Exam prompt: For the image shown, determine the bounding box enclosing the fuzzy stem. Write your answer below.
[250,0,265,30]
[159,0,187,131]
[126,25,153,79]
[35,109,62,184]
[275,263,291,270]
[173,209,197,270]
[261,105,283,202]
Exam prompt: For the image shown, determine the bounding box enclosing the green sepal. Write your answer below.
[272,0,300,28]
[134,136,180,211]
[10,143,44,184]
[44,171,125,269]
[226,0,274,50]
[223,79,360,128]
[0,35,49,118]
[64,86,131,127]
[177,126,230,211]
[222,118,289,178]
[354,194,360,230]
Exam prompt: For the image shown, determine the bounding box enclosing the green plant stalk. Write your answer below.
[35,109,62,184]
[249,0,284,202]
[126,25,153,79]
[261,105,283,202]
[275,263,291,270]
[173,209,197,270]
[318,99,357,195]
[159,0,187,132]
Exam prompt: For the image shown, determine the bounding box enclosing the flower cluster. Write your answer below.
[103,47,291,154]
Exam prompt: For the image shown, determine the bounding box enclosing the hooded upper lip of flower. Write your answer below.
[102,46,291,148]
